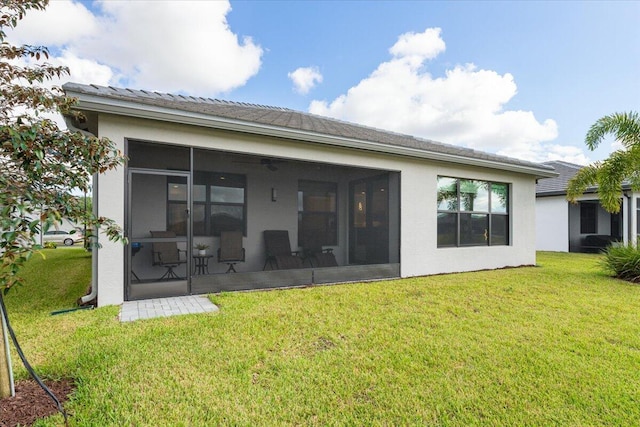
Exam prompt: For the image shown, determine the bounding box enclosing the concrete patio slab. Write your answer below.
[119,295,219,322]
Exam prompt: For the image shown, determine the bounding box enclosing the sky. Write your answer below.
[6,0,640,165]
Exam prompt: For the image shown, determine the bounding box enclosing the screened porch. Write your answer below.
[125,140,400,300]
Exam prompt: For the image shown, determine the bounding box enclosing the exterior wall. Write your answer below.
[535,196,569,252]
[94,114,540,306]
[402,161,538,277]
[94,119,126,306]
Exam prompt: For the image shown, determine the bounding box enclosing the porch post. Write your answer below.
[622,195,629,246]
[630,194,637,246]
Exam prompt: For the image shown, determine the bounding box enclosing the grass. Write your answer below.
[4,250,640,426]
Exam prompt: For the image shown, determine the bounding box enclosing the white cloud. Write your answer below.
[499,143,591,166]
[310,27,573,163]
[5,0,98,46]
[55,51,113,86]
[5,0,263,96]
[288,66,323,94]
[389,28,445,60]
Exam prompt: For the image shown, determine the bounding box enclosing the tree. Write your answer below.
[0,0,126,399]
[567,112,640,213]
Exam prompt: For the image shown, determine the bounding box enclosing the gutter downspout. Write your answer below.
[80,172,99,306]
[64,118,100,306]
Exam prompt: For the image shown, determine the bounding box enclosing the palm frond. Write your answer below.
[569,111,640,213]
[566,164,599,202]
[585,111,640,151]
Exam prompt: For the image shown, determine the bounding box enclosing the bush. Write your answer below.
[602,244,640,282]
[43,241,57,249]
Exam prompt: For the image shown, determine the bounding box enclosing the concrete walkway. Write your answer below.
[119,295,219,322]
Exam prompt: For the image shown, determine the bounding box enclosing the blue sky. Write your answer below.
[8,0,639,164]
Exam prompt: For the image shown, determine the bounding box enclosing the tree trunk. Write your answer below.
[0,304,14,398]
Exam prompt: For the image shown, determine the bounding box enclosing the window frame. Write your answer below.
[168,172,247,237]
[437,176,510,248]
[580,202,597,234]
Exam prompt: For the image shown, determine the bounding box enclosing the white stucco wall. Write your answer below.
[535,196,569,252]
[94,114,541,306]
[401,161,538,277]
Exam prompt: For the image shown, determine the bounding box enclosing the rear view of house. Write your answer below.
[63,83,556,306]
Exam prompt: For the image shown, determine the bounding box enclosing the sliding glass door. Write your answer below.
[349,175,389,264]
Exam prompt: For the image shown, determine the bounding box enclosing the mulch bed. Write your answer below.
[0,379,74,427]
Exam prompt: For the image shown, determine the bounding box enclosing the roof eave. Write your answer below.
[66,90,558,179]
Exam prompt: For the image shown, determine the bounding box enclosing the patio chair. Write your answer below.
[305,246,338,268]
[150,230,187,280]
[263,230,303,270]
[217,231,245,273]
[301,233,338,268]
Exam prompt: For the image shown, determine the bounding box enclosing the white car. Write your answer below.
[42,229,84,246]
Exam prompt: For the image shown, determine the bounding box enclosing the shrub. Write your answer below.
[43,241,57,249]
[601,244,640,282]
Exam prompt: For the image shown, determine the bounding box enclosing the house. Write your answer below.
[536,160,637,252]
[62,82,557,306]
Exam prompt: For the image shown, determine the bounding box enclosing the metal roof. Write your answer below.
[62,82,557,178]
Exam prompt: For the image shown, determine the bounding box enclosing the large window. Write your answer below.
[168,172,246,236]
[437,176,509,247]
[298,180,337,247]
[580,202,597,234]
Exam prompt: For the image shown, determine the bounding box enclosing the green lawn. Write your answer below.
[5,250,640,426]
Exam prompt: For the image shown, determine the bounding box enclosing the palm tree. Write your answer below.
[567,111,640,213]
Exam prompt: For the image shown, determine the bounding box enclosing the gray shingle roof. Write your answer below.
[63,82,555,175]
[536,160,637,197]
[536,161,584,195]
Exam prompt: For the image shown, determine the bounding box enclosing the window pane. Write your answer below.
[211,205,244,234]
[491,183,508,213]
[371,181,388,228]
[491,215,509,245]
[211,186,244,203]
[298,180,338,247]
[167,203,187,236]
[580,203,597,234]
[460,180,489,212]
[193,185,206,203]
[460,213,488,246]
[192,204,206,236]
[301,192,336,213]
[437,177,458,211]
[168,183,187,201]
[437,212,457,247]
[353,183,367,228]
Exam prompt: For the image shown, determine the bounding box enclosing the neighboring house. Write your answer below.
[63,83,556,307]
[536,160,637,253]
